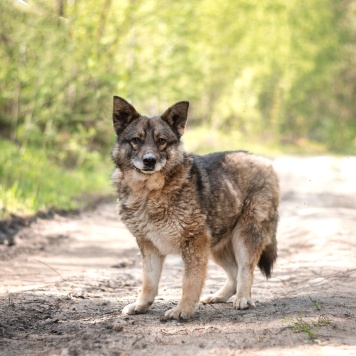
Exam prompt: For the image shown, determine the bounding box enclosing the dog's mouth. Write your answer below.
[132,158,166,174]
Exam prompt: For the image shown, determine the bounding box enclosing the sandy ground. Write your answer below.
[0,156,356,356]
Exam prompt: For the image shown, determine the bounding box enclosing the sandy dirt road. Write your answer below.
[0,156,356,355]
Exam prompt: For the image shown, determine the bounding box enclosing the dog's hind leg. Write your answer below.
[232,188,278,310]
[122,241,165,315]
[232,229,258,310]
[201,240,237,304]
[232,212,276,310]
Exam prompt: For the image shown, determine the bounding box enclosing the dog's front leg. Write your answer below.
[164,235,209,320]
[122,240,165,315]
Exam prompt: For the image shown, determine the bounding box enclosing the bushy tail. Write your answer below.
[258,234,277,279]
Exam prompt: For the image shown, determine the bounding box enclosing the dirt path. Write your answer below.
[1,156,356,356]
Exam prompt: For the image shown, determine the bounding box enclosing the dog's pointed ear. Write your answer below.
[161,101,189,137]
[113,96,140,133]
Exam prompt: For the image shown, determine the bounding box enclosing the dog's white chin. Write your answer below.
[140,170,156,175]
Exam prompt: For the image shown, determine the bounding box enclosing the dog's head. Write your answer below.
[111,96,189,174]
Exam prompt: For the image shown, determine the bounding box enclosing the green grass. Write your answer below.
[309,296,322,311]
[1,125,351,219]
[0,140,113,219]
[291,317,318,340]
[183,125,332,156]
[291,315,331,340]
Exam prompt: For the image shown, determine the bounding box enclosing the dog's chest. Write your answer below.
[119,190,187,255]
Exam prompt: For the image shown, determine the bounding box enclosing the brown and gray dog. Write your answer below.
[111,96,279,321]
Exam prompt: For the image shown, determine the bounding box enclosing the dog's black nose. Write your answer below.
[143,152,157,168]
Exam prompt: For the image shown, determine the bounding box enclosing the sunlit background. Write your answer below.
[0,0,355,216]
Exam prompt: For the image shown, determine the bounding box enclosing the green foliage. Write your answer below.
[0,0,355,153]
[0,140,112,218]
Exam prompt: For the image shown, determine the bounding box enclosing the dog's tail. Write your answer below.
[258,230,278,279]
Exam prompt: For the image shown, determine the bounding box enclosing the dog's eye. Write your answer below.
[157,138,166,146]
[131,137,141,145]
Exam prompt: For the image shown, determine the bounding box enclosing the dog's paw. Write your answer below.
[201,294,228,304]
[122,302,150,315]
[163,307,193,321]
[233,297,256,310]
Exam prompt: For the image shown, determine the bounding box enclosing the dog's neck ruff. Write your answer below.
[124,169,166,191]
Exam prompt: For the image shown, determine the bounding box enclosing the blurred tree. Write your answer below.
[0,0,355,154]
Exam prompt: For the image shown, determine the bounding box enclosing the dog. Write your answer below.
[111,96,279,320]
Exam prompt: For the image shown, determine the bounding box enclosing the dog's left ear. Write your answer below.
[161,101,189,137]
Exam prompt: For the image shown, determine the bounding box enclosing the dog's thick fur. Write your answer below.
[111,96,279,320]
